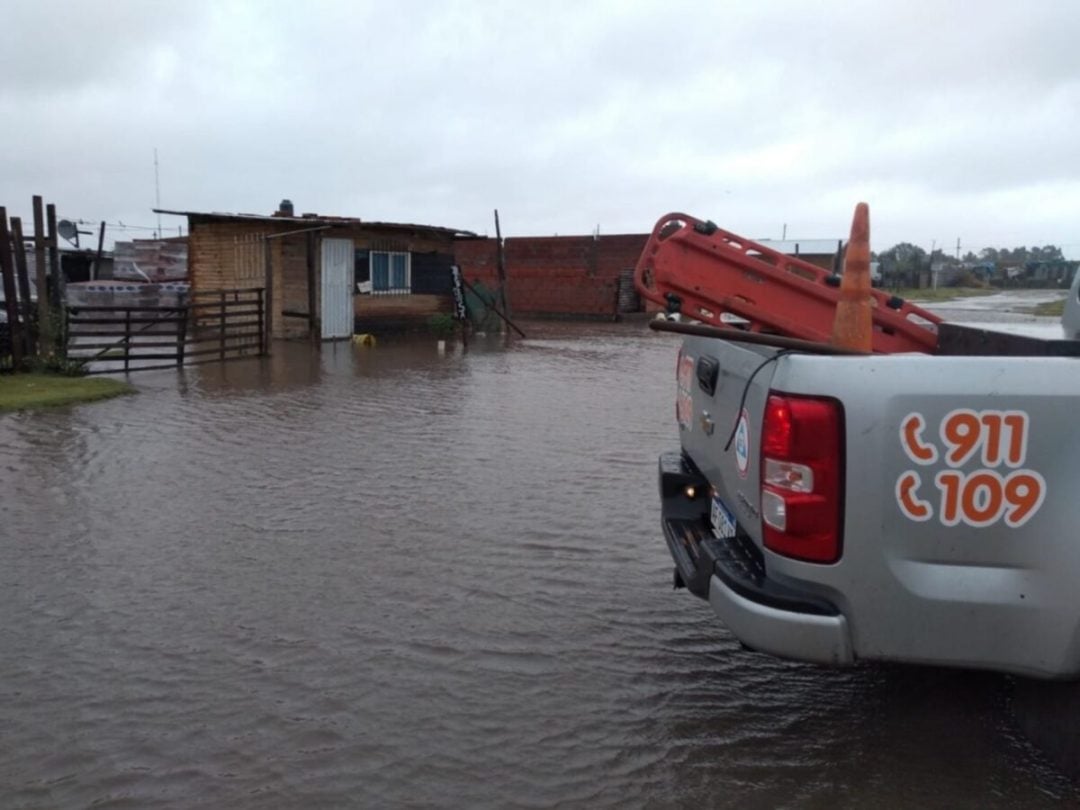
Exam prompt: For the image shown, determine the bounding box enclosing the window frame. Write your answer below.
[369,250,412,295]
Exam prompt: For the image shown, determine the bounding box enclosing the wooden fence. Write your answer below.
[66,288,266,374]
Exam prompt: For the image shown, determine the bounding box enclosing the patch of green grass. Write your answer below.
[0,373,135,412]
[890,287,998,302]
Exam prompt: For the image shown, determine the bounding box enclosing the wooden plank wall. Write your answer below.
[189,221,268,290]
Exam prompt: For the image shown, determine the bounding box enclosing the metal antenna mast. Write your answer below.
[154,148,162,238]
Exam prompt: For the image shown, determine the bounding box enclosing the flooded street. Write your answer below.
[921,288,1068,322]
[1,321,1077,808]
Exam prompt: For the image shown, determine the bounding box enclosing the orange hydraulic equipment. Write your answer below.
[634,211,941,354]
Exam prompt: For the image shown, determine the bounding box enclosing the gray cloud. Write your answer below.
[2,0,1078,254]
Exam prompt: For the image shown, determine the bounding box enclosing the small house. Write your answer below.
[156,203,475,340]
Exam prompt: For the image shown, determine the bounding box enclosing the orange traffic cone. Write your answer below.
[831,202,873,353]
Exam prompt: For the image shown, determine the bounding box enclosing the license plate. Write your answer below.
[710,494,737,539]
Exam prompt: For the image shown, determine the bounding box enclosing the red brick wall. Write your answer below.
[454,234,649,318]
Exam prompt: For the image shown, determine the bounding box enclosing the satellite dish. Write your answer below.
[58,219,78,243]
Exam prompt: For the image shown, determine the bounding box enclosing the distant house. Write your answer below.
[112,237,188,283]
[156,203,475,339]
[930,261,966,288]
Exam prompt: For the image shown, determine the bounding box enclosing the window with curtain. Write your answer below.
[370,251,411,293]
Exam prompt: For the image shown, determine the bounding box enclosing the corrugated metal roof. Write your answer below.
[153,208,476,238]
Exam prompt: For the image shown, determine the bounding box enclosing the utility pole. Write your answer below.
[154,148,162,238]
[956,237,961,261]
[930,239,937,289]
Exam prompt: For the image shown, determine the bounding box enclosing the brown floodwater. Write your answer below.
[1,321,1075,808]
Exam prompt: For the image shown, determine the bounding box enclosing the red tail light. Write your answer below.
[760,393,844,563]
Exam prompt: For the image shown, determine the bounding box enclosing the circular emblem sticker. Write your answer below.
[735,408,751,478]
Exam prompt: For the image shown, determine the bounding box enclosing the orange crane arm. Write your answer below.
[633,212,940,354]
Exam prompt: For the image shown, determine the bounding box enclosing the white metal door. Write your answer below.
[321,238,354,339]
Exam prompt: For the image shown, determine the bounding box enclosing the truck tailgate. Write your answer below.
[767,352,1080,677]
[676,336,782,543]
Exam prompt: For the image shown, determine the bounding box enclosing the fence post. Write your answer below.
[177,304,188,368]
[0,210,23,367]
[46,204,62,307]
[124,308,131,373]
[32,197,50,354]
[219,290,226,361]
[10,218,35,356]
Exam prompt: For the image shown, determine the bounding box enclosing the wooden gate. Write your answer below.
[66,287,266,374]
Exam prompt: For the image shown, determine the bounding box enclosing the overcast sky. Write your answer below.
[3,0,1079,256]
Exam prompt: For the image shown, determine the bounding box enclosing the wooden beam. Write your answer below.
[93,221,106,281]
[46,203,61,306]
[0,208,24,365]
[32,196,49,351]
[10,217,35,355]
[494,208,513,329]
[460,274,525,338]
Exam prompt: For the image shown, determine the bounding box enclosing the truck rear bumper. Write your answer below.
[659,451,854,666]
[707,574,853,666]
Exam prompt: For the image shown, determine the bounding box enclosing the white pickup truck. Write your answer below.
[648,235,1080,679]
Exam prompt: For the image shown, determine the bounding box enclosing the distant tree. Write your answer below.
[1032,245,1065,262]
[930,248,958,266]
[977,245,1064,265]
[877,242,928,287]
[960,244,1071,288]
[876,242,1067,288]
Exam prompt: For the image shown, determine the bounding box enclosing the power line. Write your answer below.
[73,219,184,235]
[75,219,154,230]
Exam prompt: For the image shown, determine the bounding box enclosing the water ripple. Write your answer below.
[0,324,1074,808]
